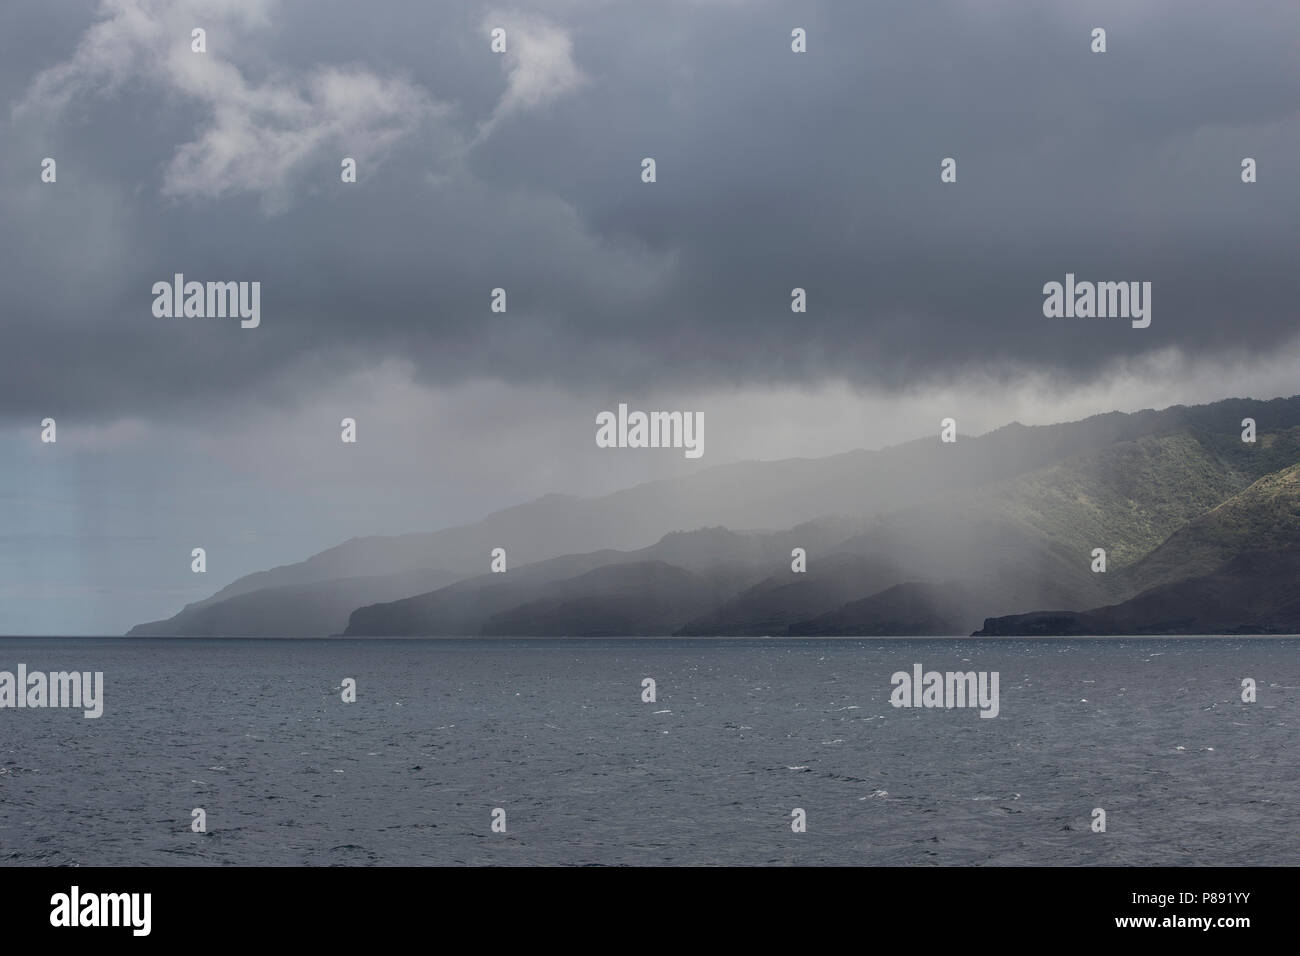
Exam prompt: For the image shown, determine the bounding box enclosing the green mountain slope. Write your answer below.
[975,463,1300,635]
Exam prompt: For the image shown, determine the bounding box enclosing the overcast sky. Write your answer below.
[3,0,1299,633]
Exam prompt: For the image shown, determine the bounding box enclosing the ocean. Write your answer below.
[0,636,1295,866]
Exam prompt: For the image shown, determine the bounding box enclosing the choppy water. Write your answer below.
[0,637,1295,866]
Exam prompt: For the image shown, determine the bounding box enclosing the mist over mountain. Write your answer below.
[789,582,983,637]
[126,395,1300,638]
[343,523,855,637]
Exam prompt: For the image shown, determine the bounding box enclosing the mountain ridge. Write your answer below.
[127,395,1300,638]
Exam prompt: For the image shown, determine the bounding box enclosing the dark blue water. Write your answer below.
[0,637,1295,865]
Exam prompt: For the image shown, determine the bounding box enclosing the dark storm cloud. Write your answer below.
[2,0,1299,424]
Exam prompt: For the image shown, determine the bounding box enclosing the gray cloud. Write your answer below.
[3,0,1298,424]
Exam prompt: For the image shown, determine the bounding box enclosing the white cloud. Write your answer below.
[478,10,587,140]
[15,0,443,209]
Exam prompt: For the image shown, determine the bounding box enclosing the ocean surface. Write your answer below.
[0,637,1295,866]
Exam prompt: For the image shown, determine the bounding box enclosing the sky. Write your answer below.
[2,0,1299,633]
